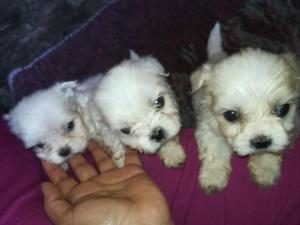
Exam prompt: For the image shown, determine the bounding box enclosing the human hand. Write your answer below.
[41,141,173,225]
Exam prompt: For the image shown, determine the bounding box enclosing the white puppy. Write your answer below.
[191,23,300,194]
[5,81,91,165]
[93,51,186,167]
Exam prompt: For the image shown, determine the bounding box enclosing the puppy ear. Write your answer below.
[147,57,169,77]
[190,64,211,93]
[129,50,140,60]
[282,53,300,75]
[139,54,169,77]
[3,114,9,120]
[282,53,300,90]
[128,50,169,77]
[55,81,78,98]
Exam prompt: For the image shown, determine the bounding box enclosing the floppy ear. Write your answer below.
[55,81,78,98]
[145,57,169,78]
[282,53,300,90]
[190,64,211,93]
[54,81,78,112]
[3,114,9,120]
[129,50,169,78]
[282,53,300,75]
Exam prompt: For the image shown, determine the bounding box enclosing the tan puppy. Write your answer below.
[191,23,300,194]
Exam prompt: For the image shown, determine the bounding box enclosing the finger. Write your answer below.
[41,182,72,225]
[68,154,98,182]
[42,161,78,196]
[125,149,142,166]
[88,141,117,172]
[96,164,145,184]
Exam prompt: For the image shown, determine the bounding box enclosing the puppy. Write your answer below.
[5,81,95,166]
[191,23,300,194]
[93,51,186,167]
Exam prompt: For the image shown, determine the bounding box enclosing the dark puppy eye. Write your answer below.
[154,96,165,108]
[121,127,131,135]
[223,110,240,122]
[35,142,45,149]
[274,104,290,117]
[65,121,75,132]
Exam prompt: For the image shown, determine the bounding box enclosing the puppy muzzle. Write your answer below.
[250,135,272,150]
[150,127,165,142]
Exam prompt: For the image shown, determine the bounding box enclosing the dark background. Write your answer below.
[0,0,110,112]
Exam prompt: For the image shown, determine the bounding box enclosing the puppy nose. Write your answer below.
[59,146,71,157]
[150,128,165,142]
[250,135,272,149]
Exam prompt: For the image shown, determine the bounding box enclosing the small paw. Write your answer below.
[112,150,126,168]
[113,155,125,168]
[199,164,231,195]
[248,154,282,188]
[249,163,281,187]
[159,143,186,168]
[60,162,69,170]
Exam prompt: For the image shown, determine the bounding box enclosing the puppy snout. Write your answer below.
[150,127,165,142]
[59,146,71,157]
[250,135,272,149]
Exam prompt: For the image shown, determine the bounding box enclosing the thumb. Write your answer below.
[41,182,72,225]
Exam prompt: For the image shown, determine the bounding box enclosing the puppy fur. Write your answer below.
[93,51,186,167]
[6,81,90,165]
[191,23,300,194]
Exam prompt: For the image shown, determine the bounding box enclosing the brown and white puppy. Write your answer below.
[191,23,300,194]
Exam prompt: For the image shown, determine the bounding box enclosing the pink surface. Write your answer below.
[1,116,300,225]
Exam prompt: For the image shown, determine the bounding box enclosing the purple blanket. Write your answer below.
[6,0,247,128]
[1,117,300,225]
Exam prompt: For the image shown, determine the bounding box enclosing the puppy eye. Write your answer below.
[154,96,165,108]
[274,104,290,117]
[223,110,240,122]
[65,120,75,132]
[35,142,45,149]
[121,127,131,135]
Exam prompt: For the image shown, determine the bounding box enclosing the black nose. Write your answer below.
[250,135,272,149]
[59,146,71,157]
[150,128,165,142]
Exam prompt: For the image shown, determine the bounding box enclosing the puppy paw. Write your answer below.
[60,162,69,170]
[248,154,282,187]
[159,142,186,168]
[199,163,231,195]
[111,149,126,168]
[113,154,126,168]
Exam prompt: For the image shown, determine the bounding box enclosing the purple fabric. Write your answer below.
[8,0,246,104]
[0,117,50,225]
[142,132,300,225]
[1,117,300,225]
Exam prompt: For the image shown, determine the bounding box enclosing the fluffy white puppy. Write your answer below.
[93,51,186,167]
[191,23,300,194]
[5,81,91,165]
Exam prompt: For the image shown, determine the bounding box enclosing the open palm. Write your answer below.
[41,141,173,225]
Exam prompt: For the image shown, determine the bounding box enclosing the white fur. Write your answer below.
[93,51,186,167]
[6,52,187,168]
[191,23,300,194]
[6,81,91,165]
